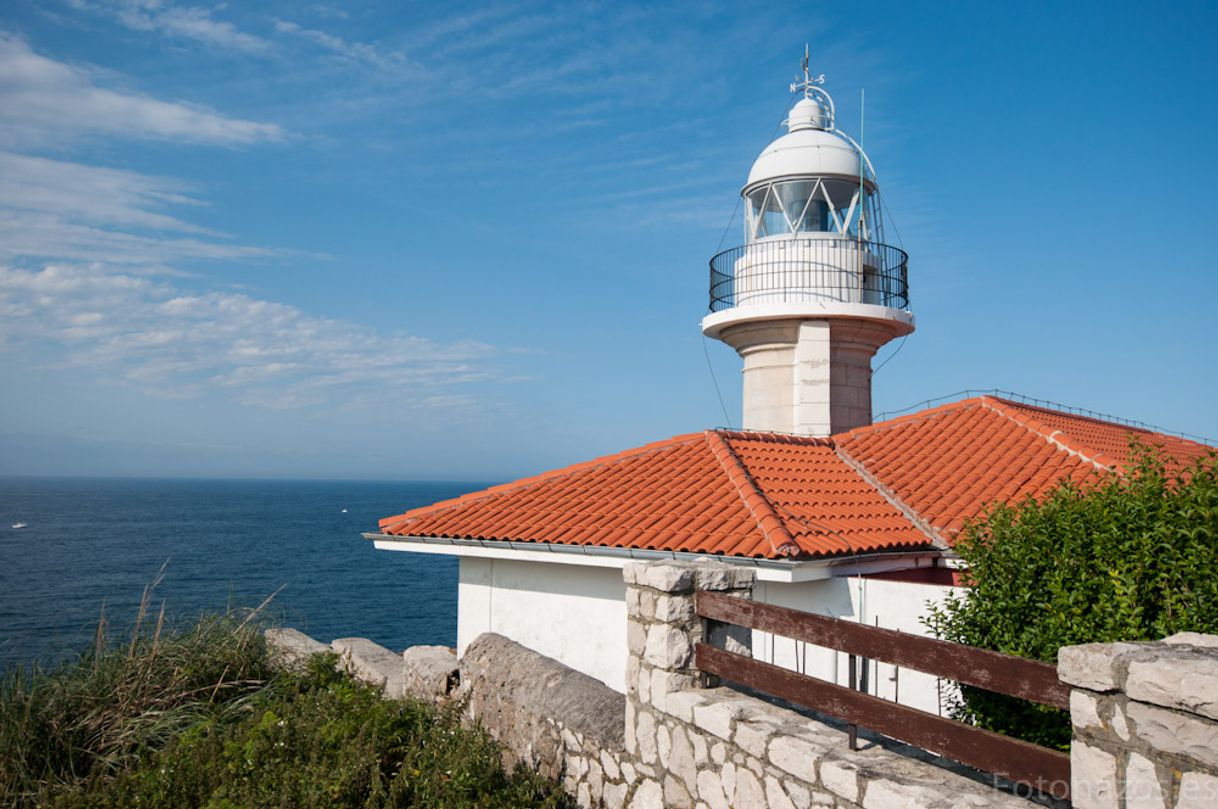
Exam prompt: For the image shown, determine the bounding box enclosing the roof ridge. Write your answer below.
[704,431,801,557]
[377,431,707,532]
[837,396,989,440]
[980,396,1121,471]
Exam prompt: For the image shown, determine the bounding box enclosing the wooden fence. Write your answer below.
[693,592,1071,800]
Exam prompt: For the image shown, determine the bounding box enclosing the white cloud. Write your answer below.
[0,151,285,265]
[0,33,284,146]
[0,263,502,411]
[274,20,405,71]
[73,0,272,54]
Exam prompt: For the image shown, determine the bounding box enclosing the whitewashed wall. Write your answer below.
[458,557,629,691]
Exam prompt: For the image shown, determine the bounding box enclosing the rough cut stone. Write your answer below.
[861,779,952,809]
[692,700,741,739]
[667,725,696,787]
[1070,689,1103,731]
[1163,632,1218,649]
[730,767,765,809]
[460,633,625,780]
[1058,642,1145,691]
[1126,651,1218,721]
[628,779,663,809]
[636,710,657,764]
[331,637,406,698]
[663,774,692,808]
[264,627,328,670]
[765,775,798,809]
[603,781,628,809]
[640,564,695,594]
[644,624,693,669]
[653,594,695,623]
[819,758,860,803]
[401,644,458,699]
[696,769,728,809]
[1123,753,1164,809]
[1176,771,1218,809]
[767,734,819,781]
[1070,741,1118,809]
[1126,701,1218,769]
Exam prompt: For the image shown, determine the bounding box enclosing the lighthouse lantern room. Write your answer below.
[703,51,914,437]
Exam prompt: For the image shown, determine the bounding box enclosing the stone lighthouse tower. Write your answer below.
[702,53,913,436]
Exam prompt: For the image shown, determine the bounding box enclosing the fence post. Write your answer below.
[622,560,755,755]
[1059,632,1218,809]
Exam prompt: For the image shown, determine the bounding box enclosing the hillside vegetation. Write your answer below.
[0,604,568,808]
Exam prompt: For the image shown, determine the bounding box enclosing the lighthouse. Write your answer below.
[702,53,914,436]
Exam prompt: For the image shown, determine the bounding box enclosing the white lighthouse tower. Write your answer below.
[702,52,914,436]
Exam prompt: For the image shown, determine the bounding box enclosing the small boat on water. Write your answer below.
[11,522,27,529]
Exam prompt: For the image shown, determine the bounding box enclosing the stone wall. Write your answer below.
[1060,633,1218,808]
[269,567,1218,809]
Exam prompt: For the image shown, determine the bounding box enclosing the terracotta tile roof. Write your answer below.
[836,395,1213,540]
[378,430,931,560]
[378,395,1212,559]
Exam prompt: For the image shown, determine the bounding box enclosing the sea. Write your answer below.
[0,477,486,672]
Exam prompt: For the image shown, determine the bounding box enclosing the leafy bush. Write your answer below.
[925,445,1218,750]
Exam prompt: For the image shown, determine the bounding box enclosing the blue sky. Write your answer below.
[0,1,1216,480]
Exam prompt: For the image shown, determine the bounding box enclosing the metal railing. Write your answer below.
[709,237,909,313]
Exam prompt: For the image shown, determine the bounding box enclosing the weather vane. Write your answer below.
[790,43,825,97]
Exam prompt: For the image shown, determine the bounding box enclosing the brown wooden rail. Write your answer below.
[695,592,1069,709]
[693,592,1071,800]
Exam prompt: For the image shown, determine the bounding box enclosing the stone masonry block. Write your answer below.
[819,758,859,804]
[1126,649,1218,721]
[1123,753,1165,809]
[1071,741,1118,809]
[1163,632,1218,649]
[644,624,693,670]
[401,645,459,700]
[264,627,328,670]
[767,734,819,782]
[640,563,695,594]
[653,593,695,623]
[692,700,742,739]
[1126,700,1218,769]
[1058,642,1146,691]
[331,637,406,698]
[1177,772,1218,809]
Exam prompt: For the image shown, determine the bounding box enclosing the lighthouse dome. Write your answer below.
[746,126,864,188]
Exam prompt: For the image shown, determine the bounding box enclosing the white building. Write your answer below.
[368,55,1210,714]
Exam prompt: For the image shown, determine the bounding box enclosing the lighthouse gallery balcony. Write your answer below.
[708,236,909,313]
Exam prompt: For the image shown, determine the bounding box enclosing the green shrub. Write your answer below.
[925,445,1218,750]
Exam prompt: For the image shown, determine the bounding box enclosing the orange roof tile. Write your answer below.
[379,430,931,560]
[378,395,1213,559]
[836,396,1213,540]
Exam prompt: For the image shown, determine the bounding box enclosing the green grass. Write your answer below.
[1,591,569,808]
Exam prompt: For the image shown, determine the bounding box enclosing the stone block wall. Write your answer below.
[1060,633,1218,809]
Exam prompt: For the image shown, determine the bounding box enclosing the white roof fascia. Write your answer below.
[365,533,942,584]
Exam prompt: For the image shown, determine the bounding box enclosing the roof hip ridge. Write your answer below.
[704,430,801,557]
[980,396,1121,471]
